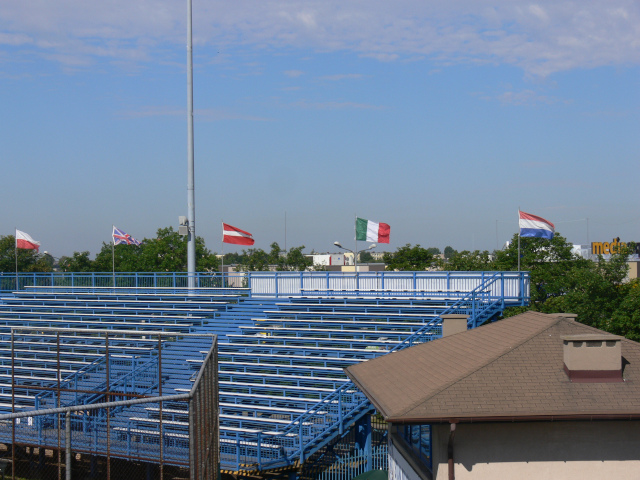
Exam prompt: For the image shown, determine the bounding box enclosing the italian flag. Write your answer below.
[356,217,390,244]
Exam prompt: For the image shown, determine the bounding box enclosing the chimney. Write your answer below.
[562,334,624,383]
[441,314,468,337]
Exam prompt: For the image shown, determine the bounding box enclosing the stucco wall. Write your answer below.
[431,420,640,480]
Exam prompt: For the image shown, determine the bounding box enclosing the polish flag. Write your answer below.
[222,223,255,246]
[16,230,41,252]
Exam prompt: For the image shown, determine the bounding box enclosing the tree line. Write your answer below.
[2,227,638,340]
[0,227,314,273]
[382,234,639,341]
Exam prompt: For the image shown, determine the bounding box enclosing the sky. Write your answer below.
[1,0,639,258]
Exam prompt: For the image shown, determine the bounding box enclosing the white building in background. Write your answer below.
[571,244,592,259]
[307,254,347,267]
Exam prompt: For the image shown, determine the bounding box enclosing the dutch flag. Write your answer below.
[519,211,554,240]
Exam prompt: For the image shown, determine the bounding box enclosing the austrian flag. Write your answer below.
[15,230,40,251]
[356,217,390,244]
[223,223,255,246]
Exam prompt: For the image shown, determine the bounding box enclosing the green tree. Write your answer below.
[383,244,434,271]
[235,243,314,272]
[444,246,456,259]
[426,247,441,255]
[540,246,633,330]
[359,251,374,263]
[236,248,271,272]
[93,241,142,272]
[284,245,313,271]
[268,242,286,270]
[445,250,494,271]
[223,251,246,265]
[59,251,94,272]
[494,232,587,310]
[93,227,218,272]
[0,235,51,272]
[606,280,640,341]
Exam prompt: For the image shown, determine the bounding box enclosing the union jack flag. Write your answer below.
[112,226,141,246]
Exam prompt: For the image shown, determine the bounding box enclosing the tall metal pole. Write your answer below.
[517,209,521,272]
[186,0,197,288]
[354,214,358,273]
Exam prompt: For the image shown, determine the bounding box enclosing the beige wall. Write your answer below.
[628,261,639,280]
[430,420,640,480]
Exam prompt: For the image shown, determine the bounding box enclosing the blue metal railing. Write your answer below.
[1,271,529,303]
[231,272,528,471]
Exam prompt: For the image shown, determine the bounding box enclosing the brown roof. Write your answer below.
[345,311,640,423]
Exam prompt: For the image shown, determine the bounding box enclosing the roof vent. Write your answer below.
[441,314,468,337]
[562,334,623,383]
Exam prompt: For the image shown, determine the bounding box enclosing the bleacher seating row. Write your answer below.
[0,284,487,472]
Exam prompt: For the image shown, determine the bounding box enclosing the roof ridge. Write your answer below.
[394,313,563,418]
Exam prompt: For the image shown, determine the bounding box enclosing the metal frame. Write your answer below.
[0,328,218,480]
[0,271,530,476]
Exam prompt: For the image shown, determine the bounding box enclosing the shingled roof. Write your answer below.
[345,311,640,423]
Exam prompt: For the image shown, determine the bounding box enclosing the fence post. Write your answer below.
[338,392,343,435]
[299,420,305,464]
[66,410,71,480]
[257,431,262,470]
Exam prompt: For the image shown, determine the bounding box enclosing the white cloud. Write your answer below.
[284,70,304,77]
[496,89,560,106]
[1,0,639,76]
[119,106,272,122]
[289,99,384,110]
[320,73,363,81]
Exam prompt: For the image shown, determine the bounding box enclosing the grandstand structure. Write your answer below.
[0,271,529,478]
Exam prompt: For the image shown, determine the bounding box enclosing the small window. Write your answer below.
[606,341,617,347]
[573,342,583,347]
[586,341,602,347]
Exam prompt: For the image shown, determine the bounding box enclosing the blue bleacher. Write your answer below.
[0,272,525,473]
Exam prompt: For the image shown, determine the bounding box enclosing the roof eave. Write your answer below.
[387,412,640,424]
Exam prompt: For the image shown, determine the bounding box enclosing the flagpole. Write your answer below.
[221,222,224,288]
[517,209,521,272]
[354,214,358,275]
[112,225,116,288]
[14,228,18,291]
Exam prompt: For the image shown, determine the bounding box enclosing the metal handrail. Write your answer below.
[247,272,523,470]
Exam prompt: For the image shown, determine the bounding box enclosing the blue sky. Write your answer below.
[1,0,639,258]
